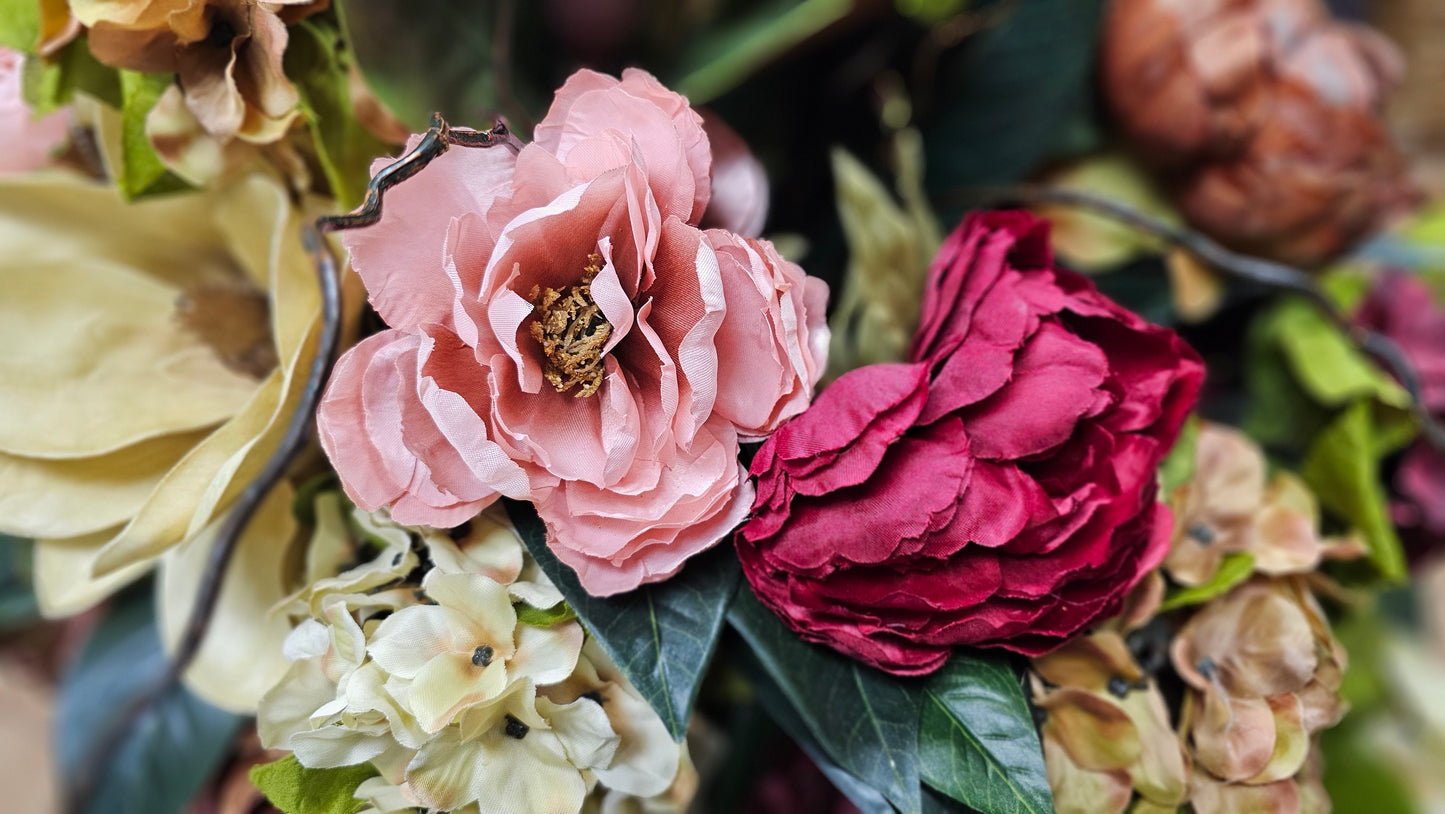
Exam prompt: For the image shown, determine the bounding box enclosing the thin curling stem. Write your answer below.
[66,113,514,814]
[965,184,1445,452]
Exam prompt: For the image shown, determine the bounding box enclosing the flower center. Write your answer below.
[471,644,494,667]
[529,253,613,398]
[503,714,529,740]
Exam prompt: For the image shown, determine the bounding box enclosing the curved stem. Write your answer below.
[967,184,1445,451]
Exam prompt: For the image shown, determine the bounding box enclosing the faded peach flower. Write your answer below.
[1101,0,1417,266]
[1030,632,1190,814]
[1172,578,1346,805]
[318,69,829,596]
[71,0,324,143]
[0,46,69,172]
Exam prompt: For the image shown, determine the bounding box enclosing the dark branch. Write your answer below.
[965,184,1445,452]
[66,114,515,814]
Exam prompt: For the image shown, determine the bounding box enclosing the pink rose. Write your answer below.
[318,69,829,596]
[0,47,69,173]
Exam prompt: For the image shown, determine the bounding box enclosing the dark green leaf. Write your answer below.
[1301,402,1408,582]
[285,18,395,209]
[729,586,922,814]
[117,70,191,200]
[0,534,38,631]
[923,0,1105,199]
[1158,553,1256,612]
[514,600,576,627]
[918,653,1051,814]
[505,499,740,742]
[250,754,378,814]
[56,588,244,814]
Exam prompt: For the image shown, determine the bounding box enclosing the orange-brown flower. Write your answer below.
[1100,0,1417,267]
[72,0,326,143]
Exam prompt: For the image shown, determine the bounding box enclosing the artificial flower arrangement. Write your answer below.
[3,1,1445,813]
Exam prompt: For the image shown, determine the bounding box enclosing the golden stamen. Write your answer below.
[529,253,613,397]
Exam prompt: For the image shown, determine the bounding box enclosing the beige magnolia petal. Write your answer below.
[31,530,151,618]
[158,482,298,713]
[0,254,256,458]
[1043,738,1132,814]
[0,431,203,539]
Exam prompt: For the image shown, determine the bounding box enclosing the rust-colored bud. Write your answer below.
[1101,0,1418,267]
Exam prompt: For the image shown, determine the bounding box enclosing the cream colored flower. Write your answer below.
[0,168,332,710]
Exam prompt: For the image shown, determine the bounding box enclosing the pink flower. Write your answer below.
[319,69,828,596]
[0,47,68,172]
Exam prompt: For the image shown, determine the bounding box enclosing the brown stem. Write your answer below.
[963,184,1445,452]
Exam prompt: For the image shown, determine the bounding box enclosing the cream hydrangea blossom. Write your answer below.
[259,498,683,814]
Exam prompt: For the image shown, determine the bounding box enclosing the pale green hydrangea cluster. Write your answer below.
[258,496,683,814]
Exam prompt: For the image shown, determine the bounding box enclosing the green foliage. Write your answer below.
[1158,553,1256,612]
[22,37,121,114]
[918,655,1053,814]
[117,70,191,199]
[729,586,922,813]
[285,17,394,209]
[56,588,243,814]
[1301,402,1409,582]
[505,499,739,743]
[1158,415,1200,495]
[514,598,577,627]
[923,0,1106,201]
[0,534,38,631]
[250,755,378,814]
[0,0,38,51]
[676,0,854,104]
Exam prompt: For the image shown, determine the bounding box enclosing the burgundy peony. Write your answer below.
[735,211,1205,675]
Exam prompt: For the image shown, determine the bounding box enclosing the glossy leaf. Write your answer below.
[1159,553,1256,612]
[729,586,922,814]
[1301,402,1408,581]
[504,499,740,742]
[250,754,378,814]
[514,599,576,627]
[55,588,244,814]
[918,653,1053,814]
[117,70,190,200]
[285,18,394,209]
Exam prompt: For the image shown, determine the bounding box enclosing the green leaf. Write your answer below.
[117,70,191,200]
[514,599,576,627]
[676,0,854,104]
[1301,402,1408,582]
[55,587,244,814]
[0,0,38,51]
[284,18,394,209]
[918,653,1052,814]
[250,754,378,814]
[0,534,38,631]
[923,0,1105,199]
[729,586,922,814]
[1270,299,1411,409]
[23,37,122,114]
[1158,414,1200,495]
[1158,553,1256,612]
[504,499,740,743]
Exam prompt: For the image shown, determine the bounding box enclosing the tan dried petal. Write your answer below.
[1117,683,1190,806]
[1039,688,1142,772]
[1173,581,1318,698]
[1242,694,1310,786]
[1166,423,1265,586]
[1033,632,1143,695]
[1190,776,1302,814]
[1043,738,1133,814]
[1191,687,1277,782]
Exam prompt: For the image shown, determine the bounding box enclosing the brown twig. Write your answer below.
[64,114,513,814]
[962,184,1445,452]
